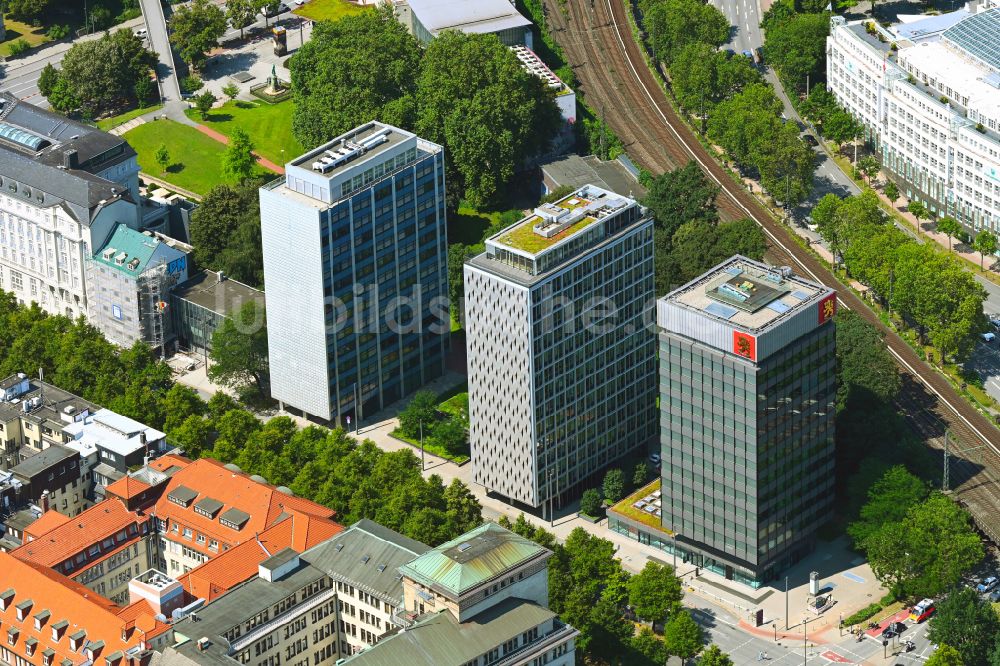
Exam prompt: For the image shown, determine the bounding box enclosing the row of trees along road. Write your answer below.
[813,189,987,363]
[0,286,483,548]
[289,7,562,209]
[638,0,817,207]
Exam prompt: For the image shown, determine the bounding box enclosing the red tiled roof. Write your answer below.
[177,509,342,602]
[105,475,152,501]
[23,511,70,542]
[11,498,148,569]
[0,553,166,664]
[153,458,335,554]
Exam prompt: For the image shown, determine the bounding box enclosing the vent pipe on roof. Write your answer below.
[63,150,78,170]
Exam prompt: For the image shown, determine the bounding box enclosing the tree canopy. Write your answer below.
[865,493,983,598]
[57,30,156,117]
[416,31,561,207]
[640,0,730,64]
[290,7,421,149]
[169,0,228,69]
[188,181,265,288]
[208,301,269,397]
[763,12,831,93]
[628,561,683,625]
[221,127,258,183]
[928,588,1000,665]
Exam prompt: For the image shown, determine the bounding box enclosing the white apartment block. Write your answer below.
[827,8,1000,232]
[0,93,142,319]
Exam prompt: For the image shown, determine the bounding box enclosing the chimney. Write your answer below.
[63,150,78,170]
[40,491,50,513]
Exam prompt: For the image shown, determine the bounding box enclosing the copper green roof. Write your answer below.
[399,523,548,597]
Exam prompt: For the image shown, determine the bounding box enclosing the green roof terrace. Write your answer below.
[487,184,635,257]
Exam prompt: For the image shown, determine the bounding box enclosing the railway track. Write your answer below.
[545,0,1000,538]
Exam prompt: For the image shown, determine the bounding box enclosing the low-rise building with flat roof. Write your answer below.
[394,0,533,46]
[540,153,647,200]
[170,270,266,357]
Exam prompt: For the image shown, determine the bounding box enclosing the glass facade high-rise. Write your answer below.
[657,256,836,586]
[465,185,657,509]
[260,122,448,423]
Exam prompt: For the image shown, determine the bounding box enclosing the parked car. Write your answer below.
[741,50,754,60]
[977,576,998,592]
[648,453,661,465]
[803,134,818,147]
[134,27,148,39]
[982,332,996,343]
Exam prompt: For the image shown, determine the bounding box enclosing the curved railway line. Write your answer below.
[545,0,1000,538]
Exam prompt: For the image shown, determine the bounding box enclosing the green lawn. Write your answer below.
[389,429,470,465]
[125,120,250,196]
[185,100,304,165]
[293,0,370,22]
[1,16,50,56]
[96,104,163,131]
[451,206,500,246]
[439,392,468,418]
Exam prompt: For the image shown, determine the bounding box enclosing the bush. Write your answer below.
[47,24,70,40]
[843,603,882,626]
[580,488,603,517]
[7,39,31,57]
[180,75,204,94]
[879,592,897,606]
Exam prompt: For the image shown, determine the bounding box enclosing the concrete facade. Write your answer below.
[465,184,657,509]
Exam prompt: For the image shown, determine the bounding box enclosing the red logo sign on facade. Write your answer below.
[733,331,756,361]
[818,293,836,324]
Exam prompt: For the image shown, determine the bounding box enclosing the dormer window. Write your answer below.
[0,589,13,611]
[69,629,85,651]
[42,648,55,666]
[105,650,123,666]
[33,609,50,629]
[25,637,37,656]
[14,599,32,621]
[7,627,18,646]
[51,620,69,642]
[84,639,105,660]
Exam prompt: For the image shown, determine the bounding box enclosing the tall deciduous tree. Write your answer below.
[417,31,561,207]
[601,468,625,503]
[628,561,683,625]
[866,493,983,598]
[7,0,50,22]
[936,216,962,252]
[642,161,720,239]
[290,7,421,149]
[221,127,258,183]
[974,229,998,270]
[926,645,965,666]
[884,181,900,205]
[398,390,437,439]
[928,589,1000,665]
[60,30,156,117]
[208,300,269,396]
[664,609,705,660]
[226,0,257,40]
[640,0,730,65]
[169,0,228,69]
[699,645,735,666]
[38,63,60,98]
[763,12,831,93]
[847,466,927,549]
[162,383,207,433]
[189,181,263,284]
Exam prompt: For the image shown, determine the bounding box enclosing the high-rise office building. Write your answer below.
[260,122,449,423]
[656,256,836,586]
[464,184,656,509]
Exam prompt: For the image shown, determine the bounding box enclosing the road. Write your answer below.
[138,0,182,104]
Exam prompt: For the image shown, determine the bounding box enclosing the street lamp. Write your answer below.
[419,420,425,471]
[802,617,812,666]
[772,623,777,643]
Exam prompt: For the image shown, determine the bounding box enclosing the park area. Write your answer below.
[125,120,245,196]
[293,0,370,22]
[390,386,470,464]
[185,100,303,166]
